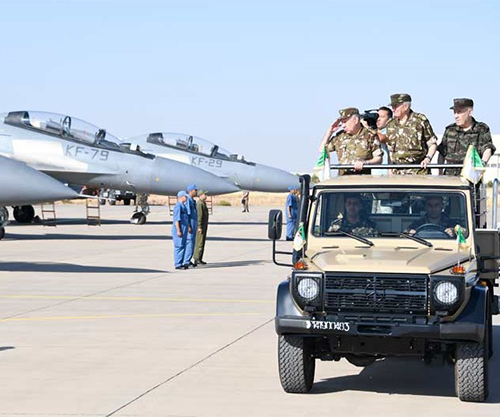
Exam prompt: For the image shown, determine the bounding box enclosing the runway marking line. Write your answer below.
[0,312,262,323]
[0,294,273,304]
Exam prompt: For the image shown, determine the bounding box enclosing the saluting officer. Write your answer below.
[183,184,198,268]
[194,189,209,266]
[437,98,496,176]
[386,93,438,175]
[319,107,382,175]
[286,186,299,241]
[172,191,189,270]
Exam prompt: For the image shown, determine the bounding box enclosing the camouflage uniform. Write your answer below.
[437,100,495,176]
[386,94,437,175]
[326,108,381,175]
[408,213,456,232]
[339,217,378,237]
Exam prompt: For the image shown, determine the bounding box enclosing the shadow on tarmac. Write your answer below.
[3,234,268,242]
[196,260,269,269]
[0,347,15,353]
[7,219,171,226]
[312,325,500,402]
[0,262,164,273]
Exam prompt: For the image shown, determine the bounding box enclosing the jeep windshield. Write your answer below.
[311,190,469,240]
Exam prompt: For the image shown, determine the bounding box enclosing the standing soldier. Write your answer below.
[286,186,299,241]
[386,93,438,174]
[437,98,496,176]
[183,184,198,268]
[172,191,189,270]
[319,107,382,175]
[241,191,250,212]
[194,189,209,266]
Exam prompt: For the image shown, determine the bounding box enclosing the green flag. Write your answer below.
[293,222,306,251]
[461,145,485,184]
[455,225,468,250]
[313,147,331,182]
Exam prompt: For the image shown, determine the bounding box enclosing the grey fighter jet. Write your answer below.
[127,133,299,192]
[0,111,239,224]
[0,154,80,239]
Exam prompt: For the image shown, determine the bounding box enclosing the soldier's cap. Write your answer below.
[177,190,188,198]
[338,107,360,120]
[450,98,474,110]
[186,183,198,192]
[389,93,412,107]
[287,185,299,191]
[198,189,208,196]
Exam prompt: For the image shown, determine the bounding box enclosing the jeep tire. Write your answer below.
[455,340,489,402]
[278,335,315,393]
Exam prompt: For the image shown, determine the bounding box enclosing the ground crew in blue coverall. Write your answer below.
[286,185,299,241]
[172,191,189,270]
[183,183,198,268]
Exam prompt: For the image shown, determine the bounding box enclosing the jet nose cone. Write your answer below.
[0,156,79,206]
[151,157,240,195]
[251,164,299,192]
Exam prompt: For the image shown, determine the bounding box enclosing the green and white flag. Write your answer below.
[461,145,485,184]
[293,222,306,251]
[313,147,331,182]
[455,225,468,250]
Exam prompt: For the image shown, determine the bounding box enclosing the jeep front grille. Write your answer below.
[324,274,428,314]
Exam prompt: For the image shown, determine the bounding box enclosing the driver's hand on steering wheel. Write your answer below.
[445,227,455,237]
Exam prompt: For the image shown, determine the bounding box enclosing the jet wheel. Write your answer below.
[13,205,35,224]
[131,212,147,225]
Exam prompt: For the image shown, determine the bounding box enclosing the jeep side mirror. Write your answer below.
[268,210,283,240]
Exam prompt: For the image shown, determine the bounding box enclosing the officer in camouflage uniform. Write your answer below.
[386,93,438,175]
[320,107,382,175]
[437,98,496,176]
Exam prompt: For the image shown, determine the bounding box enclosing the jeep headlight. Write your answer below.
[434,281,459,305]
[297,278,319,301]
[430,276,464,315]
[292,273,323,309]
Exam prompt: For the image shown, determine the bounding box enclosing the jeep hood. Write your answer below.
[311,246,468,274]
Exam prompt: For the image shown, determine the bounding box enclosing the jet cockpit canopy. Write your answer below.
[143,132,253,165]
[5,111,121,150]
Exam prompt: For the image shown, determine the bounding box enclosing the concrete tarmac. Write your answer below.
[0,205,499,417]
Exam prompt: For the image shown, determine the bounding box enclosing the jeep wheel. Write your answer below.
[278,335,315,393]
[455,340,488,402]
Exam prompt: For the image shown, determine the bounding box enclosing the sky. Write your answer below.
[0,0,499,173]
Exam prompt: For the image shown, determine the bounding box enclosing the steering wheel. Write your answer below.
[414,223,451,238]
[61,116,71,137]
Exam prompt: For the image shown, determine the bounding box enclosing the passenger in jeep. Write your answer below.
[408,195,455,237]
[329,194,378,236]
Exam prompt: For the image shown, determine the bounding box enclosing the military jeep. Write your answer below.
[268,171,499,402]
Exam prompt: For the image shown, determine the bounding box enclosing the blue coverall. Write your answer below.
[286,193,298,241]
[183,195,198,266]
[172,201,189,268]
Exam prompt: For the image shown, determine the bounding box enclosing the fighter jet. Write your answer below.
[127,132,299,192]
[0,154,80,239]
[0,111,239,224]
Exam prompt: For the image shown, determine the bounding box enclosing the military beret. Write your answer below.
[389,93,412,107]
[338,107,360,120]
[450,98,474,110]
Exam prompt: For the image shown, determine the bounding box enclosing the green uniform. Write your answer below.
[386,110,437,175]
[437,118,495,176]
[194,198,209,263]
[327,126,381,175]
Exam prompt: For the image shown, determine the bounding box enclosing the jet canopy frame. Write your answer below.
[143,132,255,166]
[4,111,154,159]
